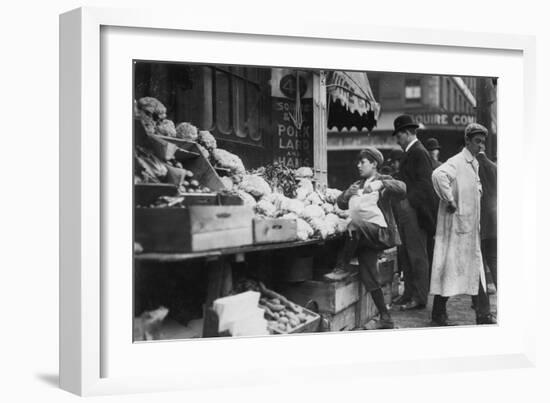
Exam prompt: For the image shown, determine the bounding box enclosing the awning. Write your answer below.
[326,71,381,131]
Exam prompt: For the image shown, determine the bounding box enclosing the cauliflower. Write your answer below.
[296,187,310,202]
[297,178,314,194]
[300,204,325,222]
[265,192,288,208]
[175,122,198,141]
[324,213,347,234]
[324,188,343,204]
[255,199,277,217]
[280,198,305,217]
[236,190,256,207]
[198,130,217,150]
[322,203,335,215]
[156,119,177,137]
[305,192,324,206]
[336,217,351,233]
[308,218,333,239]
[220,176,234,190]
[295,166,314,179]
[137,97,167,120]
[280,212,299,221]
[239,174,272,198]
[325,213,340,224]
[296,218,314,241]
[212,149,246,176]
[231,173,244,184]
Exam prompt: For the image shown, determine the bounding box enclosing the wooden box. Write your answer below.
[321,303,357,332]
[253,218,297,244]
[277,272,361,314]
[135,205,254,253]
[377,247,398,285]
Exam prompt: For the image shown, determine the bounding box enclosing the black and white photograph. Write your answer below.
[132,61,498,341]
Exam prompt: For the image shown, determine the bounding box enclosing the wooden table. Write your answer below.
[135,236,343,336]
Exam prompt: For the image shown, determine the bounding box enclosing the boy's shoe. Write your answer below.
[323,267,350,282]
[378,313,395,329]
[476,313,497,325]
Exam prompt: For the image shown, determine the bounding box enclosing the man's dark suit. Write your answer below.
[395,140,439,306]
[397,141,439,237]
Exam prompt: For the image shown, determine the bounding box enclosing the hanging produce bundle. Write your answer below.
[259,163,299,199]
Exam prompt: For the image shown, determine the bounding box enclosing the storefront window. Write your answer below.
[405,78,422,103]
[208,66,266,144]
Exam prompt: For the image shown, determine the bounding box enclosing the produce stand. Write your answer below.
[132,63,383,340]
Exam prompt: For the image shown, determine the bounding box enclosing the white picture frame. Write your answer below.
[60,6,537,396]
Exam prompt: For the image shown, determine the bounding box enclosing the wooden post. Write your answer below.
[313,71,328,189]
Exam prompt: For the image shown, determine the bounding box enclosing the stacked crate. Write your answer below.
[276,247,398,331]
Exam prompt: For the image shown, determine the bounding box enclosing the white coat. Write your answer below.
[430,148,485,296]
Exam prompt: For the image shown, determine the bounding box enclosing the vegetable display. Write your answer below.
[133,96,351,238]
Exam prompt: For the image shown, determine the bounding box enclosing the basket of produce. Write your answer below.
[233,279,320,334]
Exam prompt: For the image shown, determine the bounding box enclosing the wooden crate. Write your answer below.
[134,183,243,207]
[253,218,297,244]
[277,272,361,314]
[321,303,357,332]
[377,247,398,285]
[354,283,394,328]
[135,205,254,253]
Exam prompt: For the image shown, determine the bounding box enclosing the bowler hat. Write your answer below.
[425,138,441,151]
[392,114,419,136]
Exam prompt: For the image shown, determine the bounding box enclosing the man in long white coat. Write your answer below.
[430,123,493,326]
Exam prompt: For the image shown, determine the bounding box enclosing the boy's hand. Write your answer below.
[346,184,360,197]
[364,180,383,193]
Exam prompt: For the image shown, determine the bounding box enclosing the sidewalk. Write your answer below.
[388,287,498,328]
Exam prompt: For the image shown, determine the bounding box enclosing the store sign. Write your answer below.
[279,74,308,99]
[412,113,476,127]
[272,98,313,168]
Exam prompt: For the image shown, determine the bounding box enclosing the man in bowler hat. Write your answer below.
[425,137,442,168]
[392,115,439,310]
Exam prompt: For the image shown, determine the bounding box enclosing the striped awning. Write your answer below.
[327,71,381,121]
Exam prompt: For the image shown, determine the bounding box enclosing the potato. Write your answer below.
[286,312,299,322]
[289,318,300,327]
[279,317,289,324]
[297,313,307,323]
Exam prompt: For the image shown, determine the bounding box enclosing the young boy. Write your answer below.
[325,148,405,282]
